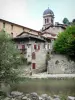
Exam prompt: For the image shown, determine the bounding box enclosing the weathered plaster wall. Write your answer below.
[32,49,47,73]
[16,41,47,74]
[47,54,75,74]
[0,20,40,37]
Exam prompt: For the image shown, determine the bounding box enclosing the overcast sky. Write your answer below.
[0,0,75,30]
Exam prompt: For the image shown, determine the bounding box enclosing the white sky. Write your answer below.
[0,0,75,30]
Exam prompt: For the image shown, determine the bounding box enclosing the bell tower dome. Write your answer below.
[43,7,54,29]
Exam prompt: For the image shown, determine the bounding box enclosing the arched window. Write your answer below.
[32,52,36,59]
[45,19,46,24]
[47,18,49,23]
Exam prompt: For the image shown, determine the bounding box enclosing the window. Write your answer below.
[11,25,13,30]
[11,32,13,37]
[22,45,25,49]
[27,44,31,48]
[32,63,36,69]
[47,18,49,23]
[44,43,45,48]
[3,22,5,28]
[34,44,36,50]
[51,18,53,23]
[21,45,25,54]
[32,52,36,59]
[38,45,40,50]
[48,44,49,49]
[45,19,46,24]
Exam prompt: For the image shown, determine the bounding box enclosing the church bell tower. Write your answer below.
[43,7,54,29]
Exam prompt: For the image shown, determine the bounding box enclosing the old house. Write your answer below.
[13,31,51,73]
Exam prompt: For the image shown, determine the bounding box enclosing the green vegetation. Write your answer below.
[72,19,75,25]
[53,26,75,60]
[0,29,22,84]
[62,18,69,25]
[46,51,51,61]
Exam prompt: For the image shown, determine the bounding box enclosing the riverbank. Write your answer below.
[1,91,75,100]
[24,73,75,79]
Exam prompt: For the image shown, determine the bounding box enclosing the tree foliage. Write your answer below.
[72,19,75,25]
[62,18,69,25]
[53,26,75,59]
[0,30,22,84]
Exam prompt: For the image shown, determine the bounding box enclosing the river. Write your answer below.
[12,78,75,98]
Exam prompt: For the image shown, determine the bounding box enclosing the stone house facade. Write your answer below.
[13,32,51,73]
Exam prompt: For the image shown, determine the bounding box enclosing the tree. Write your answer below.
[62,18,69,25]
[72,19,75,25]
[0,29,22,84]
[53,26,75,60]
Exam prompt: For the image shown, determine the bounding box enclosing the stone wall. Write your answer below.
[47,54,75,74]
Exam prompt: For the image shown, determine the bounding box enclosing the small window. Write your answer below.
[47,44,48,49]
[11,25,13,30]
[3,22,5,28]
[44,43,46,48]
[11,32,13,37]
[38,45,40,50]
[32,63,36,69]
[34,45,36,50]
[45,19,46,24]
[51,18,53,23]
[32,52,36,59]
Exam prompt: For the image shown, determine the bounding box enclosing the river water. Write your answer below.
[12,78,75,97]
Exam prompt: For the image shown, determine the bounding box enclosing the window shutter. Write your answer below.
[32,63,36,69]
[22,45,25,49]
[34,45,36,50]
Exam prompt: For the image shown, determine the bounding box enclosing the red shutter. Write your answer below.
[34,45,36,50]
[38,45,40,50]
[22,45,25,49]
[32,63,36,69]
